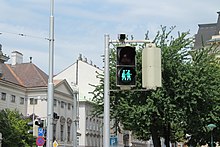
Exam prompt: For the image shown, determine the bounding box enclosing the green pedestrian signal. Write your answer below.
[122,69,131,81]
[118,67,135,85]
[116,46,136,86]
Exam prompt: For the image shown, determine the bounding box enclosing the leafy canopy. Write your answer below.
[0,109,35,147]
[91,26,220,146]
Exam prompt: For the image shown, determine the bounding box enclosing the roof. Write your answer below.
[194,12,220,49]
[1,63,48,88]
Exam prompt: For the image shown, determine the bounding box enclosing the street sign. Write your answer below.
[110,136,117,146]
[36,136,45,146]
[53,140,58,147]
[38,127,44,137]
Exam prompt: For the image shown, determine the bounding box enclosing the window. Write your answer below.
[68,103,71,110]
[67,126,71,142]
[1,92,6,101]
[61,101,65,108]
[96,120,99,131]
[30,98,37,105]
[11,95,15,103]
[60,124,64,141]
[93,119,95,130]
[90,118,92,130]
[54,99,57,107]
[77,136,79,145]
[53,124,56,140]
[20,97,24,104]
[86,117,89,130]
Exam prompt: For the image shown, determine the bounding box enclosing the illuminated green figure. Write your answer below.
[121,69,132,81]
[126,70,132,81]
[121,70,127,81]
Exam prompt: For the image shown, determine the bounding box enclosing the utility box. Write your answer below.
[142,43,162,89]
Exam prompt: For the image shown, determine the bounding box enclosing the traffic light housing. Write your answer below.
[27,120,38,136]
[116,46,136,86]
[53,112,60,120]
[27,121,34,134]
[35,119,44,128]
[142,43,161,89]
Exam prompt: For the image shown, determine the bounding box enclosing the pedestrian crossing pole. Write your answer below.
[104,34,110,147]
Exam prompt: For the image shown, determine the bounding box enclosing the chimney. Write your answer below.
[30,57,32,63]
[0,44,9,79]
[11,51,23,65]
[78,54,82,60]
[83,57,87,63]
[0,44,10,63]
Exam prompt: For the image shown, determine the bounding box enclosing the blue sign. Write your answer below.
[38,128,44,137]
[110,136,117,146]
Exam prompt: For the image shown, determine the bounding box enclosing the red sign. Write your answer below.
[36,136,45,146]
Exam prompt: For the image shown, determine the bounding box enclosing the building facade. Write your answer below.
[54,54,103,147]
[194,11,220,49]
[0,48,76,147]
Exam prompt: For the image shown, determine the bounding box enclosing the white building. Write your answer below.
[0,49,76,147]
[54,54,103,147]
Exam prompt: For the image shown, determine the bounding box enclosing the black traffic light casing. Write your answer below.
[116,46,136,86]
[35,120,44,128]
[53,112,60,119]
[27,121,34,134]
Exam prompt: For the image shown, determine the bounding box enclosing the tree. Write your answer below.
[0,109,34,147]
[178,46,220,146]
[91,26,220,146]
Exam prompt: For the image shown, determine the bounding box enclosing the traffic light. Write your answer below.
[27,121,34,134]
[35,119,44,128]
[27,120,38,136]
[116,46,136,86]
[53,112,60,119]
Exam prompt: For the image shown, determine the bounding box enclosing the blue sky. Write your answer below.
[0,0,220,74]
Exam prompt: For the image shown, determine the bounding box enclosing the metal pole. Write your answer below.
[46,0,54,146]
[211,131,213,147]
[73,89,78,147]
[32,98,35,123]
[103,34,110,147]
[32,98,35,135]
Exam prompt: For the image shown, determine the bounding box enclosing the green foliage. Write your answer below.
[0,109,34,147]
[179,46,220,146]
[91,26,220,146]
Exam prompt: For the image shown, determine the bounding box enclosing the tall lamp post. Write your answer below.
[46,0,55,146]
[207,124,216,147]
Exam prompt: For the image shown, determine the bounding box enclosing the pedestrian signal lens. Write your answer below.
[116,46,136,86]
[118,67,135,85]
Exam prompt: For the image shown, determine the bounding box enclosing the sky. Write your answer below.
[0,0,220,74]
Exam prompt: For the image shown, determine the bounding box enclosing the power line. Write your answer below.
[0,31,50,41]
